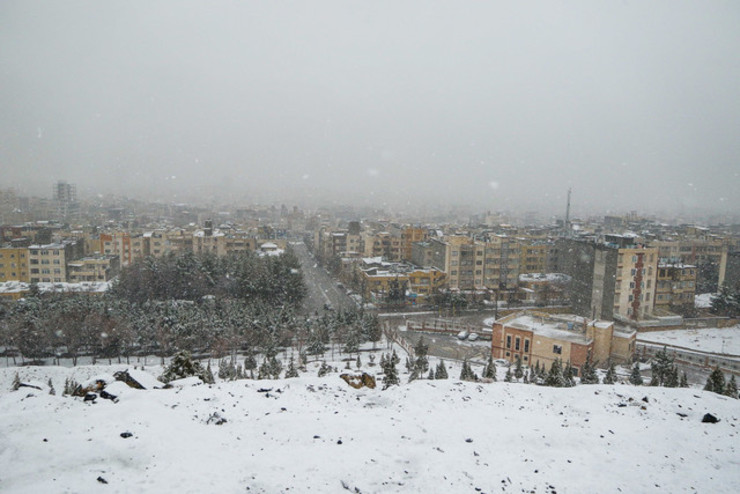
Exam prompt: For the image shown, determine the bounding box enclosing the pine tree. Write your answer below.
[427,369,435,380]
[664,366,679,388]
[435,360,448,379]
[629,363,643,386]
[523,370,530,384]
[405,357,412,373]
[603,361,617,384]
[680,371,689,388]
[413,336,429,375]
[483,356,497,381]
[244,353,257,373]
[63,377,79,396]
[408,368,419,383]
[356,355,362,369]
[391,350,400,366]
[11,372,20,391]
[460,359,476,382]
[514,355,524,381]
[269,356,283,379]
[382,352,400,389]
[545,358,566,387]
[48,378,56,396]
[318,360,332,377]
[258,358,271,380]
[563,361,576,387]
[704,367,726,394]
[650,347,674,387]
[285,356,299,378]
[580,352,600,384]
[504,368,513,382]
[724,374,738,398]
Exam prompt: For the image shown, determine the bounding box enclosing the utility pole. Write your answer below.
[564,188,572,238]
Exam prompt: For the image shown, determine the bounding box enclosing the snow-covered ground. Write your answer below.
[1,359,739,493]
[638,326,740,356]
[695,293,715,309]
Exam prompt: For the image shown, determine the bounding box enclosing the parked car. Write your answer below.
[457,330,469,340]
[467,332,479,342]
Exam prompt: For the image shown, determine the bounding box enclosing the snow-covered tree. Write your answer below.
[563,360,576,387]
[545,359,566,387]
[459,359,476,382]
[580,352,600,384]
[11,372,20,391]
[318,360,332,377]
[413,336,430,375]
[285,356,299,378]
[504,368,513,382]
[680,371,689,388]
[382,352,400,389]
[603,361,617,384]
[435,360,448,380]
[629,363,644,386]
[724,374,738,398]
[483,356,497,381]
[514,355,524,381]
[650,347,674,386]
[704,367,726,394]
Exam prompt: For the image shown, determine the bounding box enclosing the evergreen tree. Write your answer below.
[580,352,600,384]
[391,350,400,366]
[663,366,679,388]
[704,367,726,394]
[724,374,738,399]
[514,355,524,381]
[48,378,55,396]
[318,360,332,377]
[650,347,674,387]
[244,353,257,373]
[356,355,362,369]
[63,377,79,396]
[11,372,20,391]
[435,360,449,380]
[382,352,400,390]
[483,356,497,381]
[545,358,566,387]
[629,363,644,386]
[285,356,299,378]
[408,368,419,383]
[427,369,435,380]
[504,368,513,383]
[413,336,429,375]
[563,361,576,387]
[680,371,689,388]
[269,356,283,379]
[523,370,530,384]
[258,358,271,380]
[405,357,412,373]
[459,359,476,382]
[603,361,617,384]
[161,351,213,384]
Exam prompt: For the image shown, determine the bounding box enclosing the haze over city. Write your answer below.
[1,1,739,217]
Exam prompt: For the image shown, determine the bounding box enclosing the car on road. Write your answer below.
[467,332,479,342]
[457,330,469,340]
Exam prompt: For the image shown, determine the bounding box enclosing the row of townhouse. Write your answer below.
[356,257,446,305]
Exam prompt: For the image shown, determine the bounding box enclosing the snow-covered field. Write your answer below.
[638,326,740,356]
[1,360,739,493]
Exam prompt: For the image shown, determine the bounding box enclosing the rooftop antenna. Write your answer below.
[564,188,571,238]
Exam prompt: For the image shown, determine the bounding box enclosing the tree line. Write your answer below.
[0,248,380,366]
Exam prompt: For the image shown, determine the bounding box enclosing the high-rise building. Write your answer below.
[53,181,79,221]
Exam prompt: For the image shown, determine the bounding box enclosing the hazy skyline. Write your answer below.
[1,1,739,217]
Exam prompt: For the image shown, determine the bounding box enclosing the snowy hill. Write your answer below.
[1,365,738,493]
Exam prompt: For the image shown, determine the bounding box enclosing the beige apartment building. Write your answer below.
[0,247,29,282]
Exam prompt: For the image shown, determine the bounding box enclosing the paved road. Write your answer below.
[292,242,355,315]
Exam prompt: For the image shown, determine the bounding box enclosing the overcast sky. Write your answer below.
[1,1,738,216]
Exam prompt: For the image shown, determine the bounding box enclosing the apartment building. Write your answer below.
[28,241,82,283]
[654,261,697,315]
[67,255,120,282]
[557,236,658,321]
[0,247,29,282]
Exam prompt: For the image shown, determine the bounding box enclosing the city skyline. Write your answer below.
[1,1,739,217]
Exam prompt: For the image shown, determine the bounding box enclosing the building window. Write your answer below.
[506,335,512,349]
[524,339,530,353]
[553,345,562,355]
[515,337,520,351]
